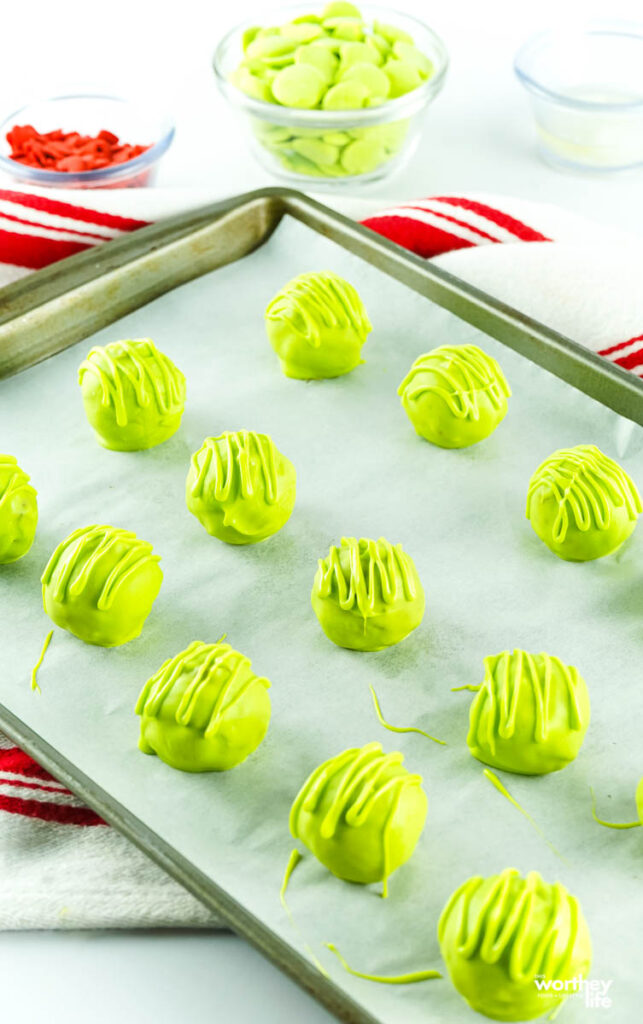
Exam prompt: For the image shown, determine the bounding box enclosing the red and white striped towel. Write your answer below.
[1,185,642,929]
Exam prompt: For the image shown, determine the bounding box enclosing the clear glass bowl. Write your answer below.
[0,95,175,189]
[213,5,448,188]
[515,22,643,171]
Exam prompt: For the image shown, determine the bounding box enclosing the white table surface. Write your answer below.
[1,0,642,1021]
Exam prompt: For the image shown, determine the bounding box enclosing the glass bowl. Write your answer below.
[0,95,175,189]
[515,22,643,172]
[213,4,448,188]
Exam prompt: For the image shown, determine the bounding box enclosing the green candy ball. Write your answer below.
[78,338,186,452]
[290,741,427,888]
[438,869,592,1022]
[0,455,38,564]
[467,650,591,776]
[136,640,271,773]
[398,344,511,449]
[311,536,424,652]
[526,444,641,561]
[186,431,296,545]
[265,270,371,379]
[41,525,162,647]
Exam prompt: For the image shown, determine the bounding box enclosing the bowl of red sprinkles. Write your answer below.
[0,95,175,189]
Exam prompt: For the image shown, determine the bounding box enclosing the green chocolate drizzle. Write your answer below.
[78,339,185,427]
[265,271,372,348]
[526,445,641,541]
[314,537,418,618]
[437,869,582,984]
[468,650,585,756]
[188,431,280,506]
[290,741,422,898]
[369,684,446,746]
[279,848,329,976]
[41,525,160,611]
[398,345,510,421]
[325,943,442,984]
[135,640,270,736]
[590,787,641,830]
[0,455,35,511]
[30,629,53,693]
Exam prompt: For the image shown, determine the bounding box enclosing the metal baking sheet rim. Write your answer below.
[0,187,641,1024]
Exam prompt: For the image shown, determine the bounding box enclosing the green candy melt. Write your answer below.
[322,17,364,41]
[341,62,391,99]
[272,63,327,108]
[291,137,340,166]
[341,135,388,174]
[295,43,338,81]
[245,35,296,61]
[383,58,423,97]
[337,40,381,69]
[322,1,361,16]
[393,40,434,78]
[322,80,370,109]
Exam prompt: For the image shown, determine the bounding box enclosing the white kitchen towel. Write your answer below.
[0,185,642,929]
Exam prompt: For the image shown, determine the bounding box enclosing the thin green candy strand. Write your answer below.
[369,685,446,746]
[590,787,641,830]
[30,630,53,693]
[325,943,442,984]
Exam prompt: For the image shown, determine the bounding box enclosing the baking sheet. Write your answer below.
[1,215,641,1024]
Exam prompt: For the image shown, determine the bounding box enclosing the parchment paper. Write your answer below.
[1,217,641,1024]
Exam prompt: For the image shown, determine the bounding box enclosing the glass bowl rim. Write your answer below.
[213,3,449,125]
[514,20,643,112]
[0,93,176,184]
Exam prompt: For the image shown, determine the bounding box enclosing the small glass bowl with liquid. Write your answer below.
[515,22,643,171]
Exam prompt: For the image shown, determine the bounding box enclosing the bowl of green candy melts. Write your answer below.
[213,3,448,185]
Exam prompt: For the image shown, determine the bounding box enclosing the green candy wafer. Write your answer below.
[340,62,390,99]
[295,43,339,81]
[246,35,296,61]
[281,22,324,44]
[291,137,340,166]
[373,20,413,44]
[323,17,364,41]
[338,41,381,69]
[393,40,434,78]
[383,58,423,97]
[322,1,361,16]
[272,64,327,108]
[322,80,370,109]
[340,135,389,174]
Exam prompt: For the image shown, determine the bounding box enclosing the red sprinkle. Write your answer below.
[5,124,151,173]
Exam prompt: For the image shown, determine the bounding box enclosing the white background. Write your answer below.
[1,0,642,1022]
